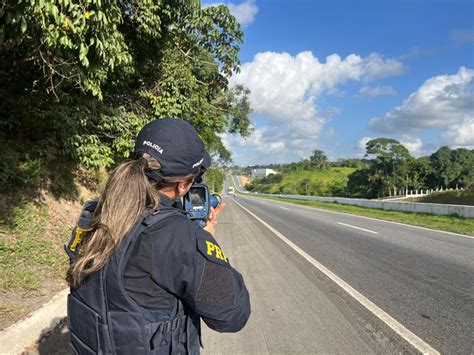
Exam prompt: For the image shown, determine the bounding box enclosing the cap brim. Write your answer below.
[202,151,211,169]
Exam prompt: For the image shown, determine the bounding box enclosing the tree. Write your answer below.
[203,168,224,193]
[0,0,252,191]
[364,138,412,197]
[450,148,474,188]
[428,147,473,188]
[409,156,432,190]
[310,149,328,170]
[429,146,454,188]
[347,169,374,198]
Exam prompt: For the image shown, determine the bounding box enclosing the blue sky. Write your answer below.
[205,0,474,166]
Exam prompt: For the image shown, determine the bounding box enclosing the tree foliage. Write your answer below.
[239,143,471,200]
[0,0,252,191]
[347,140,474,198]
[309,149,328,170]
[203,167,224,193]
[429,147,473,189]
[362,138,412,197]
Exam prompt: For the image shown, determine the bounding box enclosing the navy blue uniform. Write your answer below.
[123,194,250,333]
[66,196,250,354]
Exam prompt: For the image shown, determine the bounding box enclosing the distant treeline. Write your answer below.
[238,139,474,199]
[204,168,225,194]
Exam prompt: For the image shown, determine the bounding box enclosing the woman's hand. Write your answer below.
[203,203,225,237]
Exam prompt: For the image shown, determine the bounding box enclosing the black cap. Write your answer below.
[133,118,211,177]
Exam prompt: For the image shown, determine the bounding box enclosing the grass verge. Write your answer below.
[0,199,70,293]
[414,189,474,206]
[239,193,474,236]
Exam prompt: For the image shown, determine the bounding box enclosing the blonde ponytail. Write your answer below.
[67,154,161,288]
[67,153,198,288]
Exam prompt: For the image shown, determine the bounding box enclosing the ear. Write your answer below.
[177,180,187,190]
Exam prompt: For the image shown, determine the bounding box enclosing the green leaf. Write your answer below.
[20,17,27,33]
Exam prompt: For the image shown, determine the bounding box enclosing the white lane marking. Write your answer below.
[337,222,378,234]
[279,207,290,210]
[234,199,440,355]
[238,196,474,240]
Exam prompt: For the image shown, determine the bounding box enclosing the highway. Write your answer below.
[28,177,473,354]
[203,176,474,354]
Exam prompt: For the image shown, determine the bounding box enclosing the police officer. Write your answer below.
[66,118,251,354]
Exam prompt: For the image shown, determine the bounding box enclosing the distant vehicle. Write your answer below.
[228,186,235,195]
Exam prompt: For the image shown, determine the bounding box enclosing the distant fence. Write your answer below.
[241,192,474,218]
[387,186,464,198]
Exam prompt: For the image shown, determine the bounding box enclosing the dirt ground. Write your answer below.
[0,188,94,330]
[240,175,250,187]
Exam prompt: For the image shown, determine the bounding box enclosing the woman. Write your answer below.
[66,118,250,354]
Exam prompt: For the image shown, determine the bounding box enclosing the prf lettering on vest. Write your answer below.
[205,240,228,262]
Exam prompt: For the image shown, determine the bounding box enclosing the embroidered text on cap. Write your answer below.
[143,141,164,154]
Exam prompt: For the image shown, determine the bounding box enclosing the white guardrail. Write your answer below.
[230,176,474,218]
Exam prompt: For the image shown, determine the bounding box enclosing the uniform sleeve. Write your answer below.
[190,227,251,332]
[149,217,250,333]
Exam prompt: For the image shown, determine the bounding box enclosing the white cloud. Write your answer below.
[355,135,424,157]
[228,51,404,163]
[361,53,405,80]
[223,120,325,164]
[231,51,404,121]
[369,67,474,135]
[227,0,258,26]
[399,136,423,155]
[205,0,258,26]
[358,85,397,97]
[358,136,374,151]
[442,118,474,147]
[355,136,374,157]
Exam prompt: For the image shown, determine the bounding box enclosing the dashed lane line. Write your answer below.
[237,195,474,240]
[337,222,378,234]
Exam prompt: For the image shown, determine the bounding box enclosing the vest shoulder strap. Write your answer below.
[104,207,185,311]
[142,207,185,227]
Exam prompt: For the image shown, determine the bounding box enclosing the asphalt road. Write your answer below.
[202,196,417,354]
[227,176,474,354]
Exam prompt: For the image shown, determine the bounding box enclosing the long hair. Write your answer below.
[67,153,195,288]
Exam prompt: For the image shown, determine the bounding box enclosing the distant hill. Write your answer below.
[245,167,356,196]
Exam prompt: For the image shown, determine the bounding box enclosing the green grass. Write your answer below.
[0,200,69,293]
[247,167,356,196]
[238,193,474,236]
[414,189,474,206]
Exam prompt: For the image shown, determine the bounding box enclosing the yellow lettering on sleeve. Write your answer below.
[70,227,85,252]
[215,246,224,260]
[206,241,215,256]
[221,249,228,262]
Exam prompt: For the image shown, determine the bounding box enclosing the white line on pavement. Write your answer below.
[238,196,474,240]
[337,222,378,234]
[279,207,290,210]
[234,199,440,355]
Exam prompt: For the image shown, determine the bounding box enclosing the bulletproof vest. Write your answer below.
[66,202,201,355]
